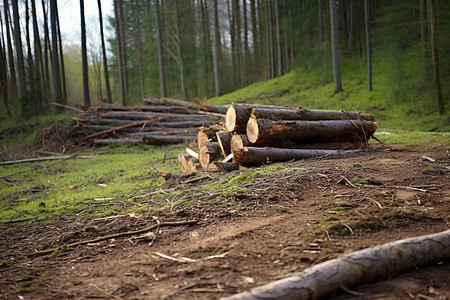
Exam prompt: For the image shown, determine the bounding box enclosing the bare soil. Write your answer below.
[1,144,449,300]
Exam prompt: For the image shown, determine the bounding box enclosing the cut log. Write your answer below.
[129,131,197,138]
[94,138,141,145]
[142,135,196,145]
[92,104,196,114]
[230,134,252,152]
[178,154,199,173]
[195,98,229,114]
[143,96,200,110]
[199,142,221,169]
[99,111,215,121]
[80,120,150,141]
[232,147,361,165]
[216,131,232,157]
[225,103,375,133]
[208,161,240,172]
[221,229,450,300]
[247,118,378,145]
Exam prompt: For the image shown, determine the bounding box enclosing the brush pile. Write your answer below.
[73,97,227,146]
[178,103,378,173]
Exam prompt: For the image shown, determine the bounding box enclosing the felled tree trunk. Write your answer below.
[222,229,450,300]
[95,138,140,145]
[195,98,229,114]
[216,131,232,157]
[143,96,200,110]
[199,142,221,169]
[142,135,196,145]
[232,147,360,165]
[230,134,251,152]
[208,161,240,172]
[225,103,375,133]
[247,118,378,145]
[178,154,199,173]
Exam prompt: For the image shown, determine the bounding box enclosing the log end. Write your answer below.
[199,145,211,169]
[225,106,237,132]
[246,118,259,144]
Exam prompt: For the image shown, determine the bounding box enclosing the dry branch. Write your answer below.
[222,229,450,300]
[29,219,199,257]
[232,147,360,165]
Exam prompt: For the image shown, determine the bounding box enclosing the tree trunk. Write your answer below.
[246,118,378,145]
[155,0,167,98]
[41,0,51,107]
[49,0,62,104]
[80,0,90,107]
[222,229,450,300]
[212,0,221,96]
[428,0,445,114]
[3,2,17,105]
[329,0,342,93]
[133,0,145,102]
[11,0,27,109]
[97,0,112,103]
[232,147,360,165]
[31,0,46,112]
[55,2,67,104]
[274,0,282,77]
[364,0,372,91]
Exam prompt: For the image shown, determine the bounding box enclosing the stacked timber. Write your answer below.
[177,103,378,172]
[74,97,227,146]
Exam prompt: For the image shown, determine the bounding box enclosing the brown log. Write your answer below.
[94,138,141,145]
[80,120,150,141]
[195,98,229,114]
[92,103,196,114]
[216,131,232,157]
[143,96,200,110]
[199,142,221,169]
[208,161,240,172]
[98,111,216,121]
[83,117,217,128]
[247,118,378,145]
[178,154,200,173]
[197,123,221,149]
[142,135,196,145]
[232,147,361,165]
[230,134,252,152]
[222,229,450,300]
[129,131,197,138]
[225,103,374,133]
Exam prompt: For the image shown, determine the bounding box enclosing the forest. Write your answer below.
[0,0,449,120]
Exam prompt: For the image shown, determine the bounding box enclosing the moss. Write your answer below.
[15,283,40,293]
[351,177,369,184]
[1,260,14,267]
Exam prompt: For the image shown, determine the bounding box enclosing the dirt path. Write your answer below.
[1,144,449,300]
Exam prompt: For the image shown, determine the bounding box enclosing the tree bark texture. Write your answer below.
[429,0,445,114]
[232,147,360,165]
[226,104,374,133]
[246,118,378,145]
[50,0,62,104]
[216,131,232,157]
[80,0,90,107]
[155,0,167,98]
[97,0,112,103]
[222,229,450,300]
[199,142,221,169]
[12,0,26,103]
[329,0,342,93]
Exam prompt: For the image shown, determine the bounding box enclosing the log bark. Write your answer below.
[99,111,215,121]
[143,96,199,110]
[232,147,360,165]
[230,134,251,152]
[178,154,199,173]
[216,131,232,157]
[199,142,221,169]
[222,229,450,300]
[95,104,196,114]
[142,135,196,145]
[208,161,240,172]
[94,138,141,145]
[247,118,378,145]
[226,103,374,133]
[195,98,229,114]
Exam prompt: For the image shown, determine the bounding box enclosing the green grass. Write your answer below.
[0,145,184,223]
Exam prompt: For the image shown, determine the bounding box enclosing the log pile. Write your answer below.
[74,97,227,146]
[178,103,378,173]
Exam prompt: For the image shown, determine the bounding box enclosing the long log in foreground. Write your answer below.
[226,103,375,133]
[247,119,378,145]
[232,147,361,165]
[222,229,450,300]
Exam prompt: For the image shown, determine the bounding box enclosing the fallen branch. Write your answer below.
[0,155,91,166]
[79,120,149,141]
[222,229,450,300]
[28,219,198,257]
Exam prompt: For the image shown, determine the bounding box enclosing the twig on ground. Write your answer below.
[89,283,122,300]
[28,219,198,257]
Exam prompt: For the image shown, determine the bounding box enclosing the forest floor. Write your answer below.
[0,144,449,300]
